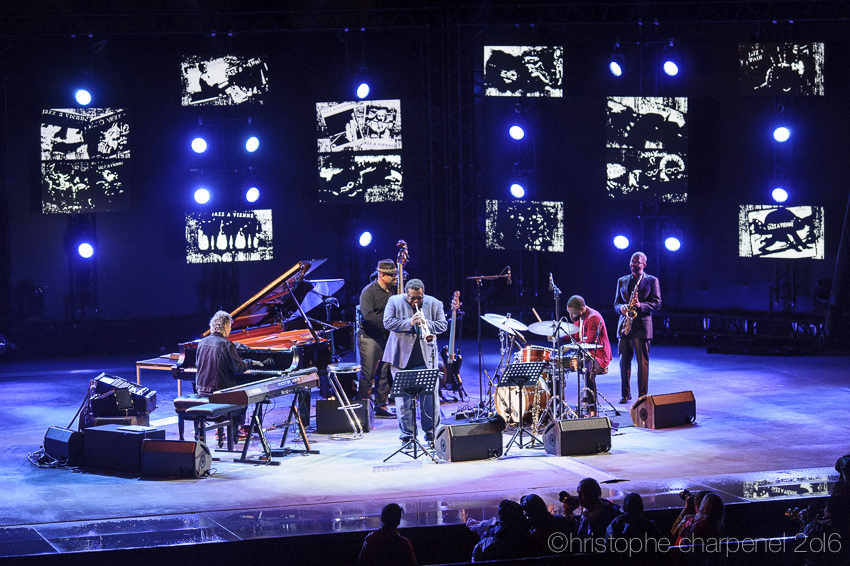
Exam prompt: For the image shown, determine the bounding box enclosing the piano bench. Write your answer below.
[173,394,209,442]
[183,403,245,451]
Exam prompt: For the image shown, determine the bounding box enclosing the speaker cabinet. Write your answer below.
[630,391,696,429]
[141,439,211,478]
[44,426,85,466]
[544,417,612,456]
[84,424,165,475]
[434,422,503,462]
[315,398,374,433]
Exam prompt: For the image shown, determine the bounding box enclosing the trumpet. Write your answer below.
[415,304,436,343]
[621,273,643,336]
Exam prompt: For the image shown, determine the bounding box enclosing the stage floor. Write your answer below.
[0,340,847,558]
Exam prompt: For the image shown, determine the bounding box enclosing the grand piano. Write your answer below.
[172,258,353,390]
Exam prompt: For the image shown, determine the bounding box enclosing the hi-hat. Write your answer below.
[481,313,528,334]
[527,320,579,336]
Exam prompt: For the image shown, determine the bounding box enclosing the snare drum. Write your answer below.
[519,345,553,363]
[564,354,580,373]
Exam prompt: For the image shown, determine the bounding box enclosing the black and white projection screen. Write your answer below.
[739,205,824,259]
[185,209,273,263]
[606,97,688,203]
[181,55,269,106]
[484,46,564,97]
[485,200,565,252]
[739,43,825,95]
[41,108,130,213]
[316,100,403,204]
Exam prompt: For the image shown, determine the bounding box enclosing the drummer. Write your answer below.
[562,295,612,417]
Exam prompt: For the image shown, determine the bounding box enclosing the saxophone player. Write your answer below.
[614,252,662,404]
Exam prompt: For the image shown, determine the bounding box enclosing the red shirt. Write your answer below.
[565,306,612,370]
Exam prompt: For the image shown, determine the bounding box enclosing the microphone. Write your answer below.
[507,267,512,285]
[549,273,554,292]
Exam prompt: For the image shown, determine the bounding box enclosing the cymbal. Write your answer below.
[561,343,602,350]
[481,313,528,334]
[527,320,579,336]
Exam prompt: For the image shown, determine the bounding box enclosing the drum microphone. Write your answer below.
[549,273,554,292]
[507,267,512,285]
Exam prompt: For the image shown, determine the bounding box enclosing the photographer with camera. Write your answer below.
[560,478,621,551]
[671,489,712,539]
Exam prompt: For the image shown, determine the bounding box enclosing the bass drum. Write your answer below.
[494,378,551,427]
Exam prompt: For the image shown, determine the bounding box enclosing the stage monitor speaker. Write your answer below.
[315,398,374,433]
[434,421,503,462]
[630,391,696,429]
[44,426,85,466]
[84,424,165,475]
[141,439,211,478]
[544,417,612,456]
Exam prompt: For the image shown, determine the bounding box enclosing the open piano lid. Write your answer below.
[203,258,343,336]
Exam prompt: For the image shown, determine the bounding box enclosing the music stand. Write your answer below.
[383,368,441,463]
[499,362,546,454]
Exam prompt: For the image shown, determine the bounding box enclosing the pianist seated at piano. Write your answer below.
[196,310,269,434]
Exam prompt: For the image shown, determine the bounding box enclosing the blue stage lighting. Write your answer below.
[772,187,789,203]
[664,236,682,252]
[194,188,210,204]
[613,234,630,250]
[75,89,92,106]
[245,136,260,153]
[191,138,208,153]
[246,187,260,203]
[509,125,525,140]
[609,60,623,77]
[77,242,94,259]
[356,82,370,99]
[773,127,791,142]
[510,183,525,198]
[359,231,373,247]
[663,60,679,76]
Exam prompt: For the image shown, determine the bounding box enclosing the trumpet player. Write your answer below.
[383,278,448,446]
[614,252,661,404]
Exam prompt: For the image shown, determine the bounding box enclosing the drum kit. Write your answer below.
[482,312,606,433]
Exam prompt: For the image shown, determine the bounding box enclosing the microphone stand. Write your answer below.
[466,271,511,416]
[550,276,565,420]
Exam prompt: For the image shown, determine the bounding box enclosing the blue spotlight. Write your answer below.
[75,89,92,106]
[773,127,791,142]
[664,236,682,252]
[509,125,525,140]
[191,137,208,153]
[194,188,210,204]
[613,234,630,250]
[356,82,370,99]
[358,231,373,247]
[245,136,260,153]
[77,242,95,259]
[663,60,679,76]
[510,183,525,199]
[609,60,623,77]
[245,187,260,203]
[772,187,789,203]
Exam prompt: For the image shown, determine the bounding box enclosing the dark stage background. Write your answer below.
[0,4,848,355]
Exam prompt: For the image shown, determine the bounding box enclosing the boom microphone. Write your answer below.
[506,267,512,285]
[549,273,554,292]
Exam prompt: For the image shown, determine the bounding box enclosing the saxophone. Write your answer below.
[621,273,643,336]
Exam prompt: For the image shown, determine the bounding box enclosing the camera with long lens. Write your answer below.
[559,491,580,509]
[785,506,812,526]
[679,489,693,501]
